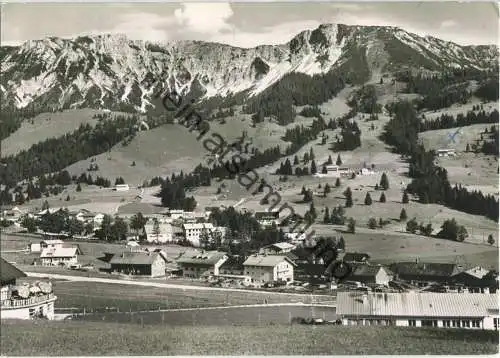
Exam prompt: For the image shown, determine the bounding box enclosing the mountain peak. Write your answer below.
[1,24,497,112]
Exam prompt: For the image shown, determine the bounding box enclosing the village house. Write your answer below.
[109,251,168,277]
[254,211,280,228]
[389,261,467,287]
[1,258,57,320]
[93,213,105,228]
[176,250,228,278]
[182,223,218,247]
[261,242,297,255]
[243,255,296,285]
[29,239,65,253]
[436,148,456,157]
[39,246,82,267]
[346,264,394,286]
[337,291,499,330]
[1,206,23,223]
[451,266,498,293]
[219,256,245,276]
[114,184,130,191]
[144,219,174,243]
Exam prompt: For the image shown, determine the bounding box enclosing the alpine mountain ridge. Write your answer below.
[1,23,498,112]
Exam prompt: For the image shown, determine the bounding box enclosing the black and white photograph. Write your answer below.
[0,1,499,355]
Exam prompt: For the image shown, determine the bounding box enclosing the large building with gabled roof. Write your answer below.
[337,291,499,330]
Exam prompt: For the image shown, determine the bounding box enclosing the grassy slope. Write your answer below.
[1,109,140,157]
[2,320,498,355]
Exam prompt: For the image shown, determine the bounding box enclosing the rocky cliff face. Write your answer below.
[0,23,497,112]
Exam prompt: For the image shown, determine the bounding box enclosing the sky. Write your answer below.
[1,2,499,48]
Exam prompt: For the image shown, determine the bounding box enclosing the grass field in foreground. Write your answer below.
[49,281,315,312]
[2,320,498,355]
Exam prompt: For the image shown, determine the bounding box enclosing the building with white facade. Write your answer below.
[337,292,499,330]
[1,258,57,320]
[437,149,456,157]
[243,255,296,285]
[39,246,81,267]
[114,184,130,191]
[144,219,174,243]
[176,250,228,278]
[182,223,216,247]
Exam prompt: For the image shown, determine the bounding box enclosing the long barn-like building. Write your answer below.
[337,291,499,330]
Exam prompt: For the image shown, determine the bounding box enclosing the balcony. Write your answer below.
[1,293,56,309]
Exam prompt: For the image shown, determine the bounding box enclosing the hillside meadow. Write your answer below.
[2,320,498,356]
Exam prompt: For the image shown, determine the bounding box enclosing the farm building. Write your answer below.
[114,184,130,191]
[176,250,228,278]
[254,211,279,228]
[342,252,371,264]
[1,258,57,320]
[346,264,394,286]
[324,165,341,178]
[261,242,296,255]
[337,291,499,330]
[109,251,168,277]
[243,255,296,285]
[39,246,82,267]
[389,262,468,287]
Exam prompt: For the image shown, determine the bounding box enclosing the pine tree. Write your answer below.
[399,208,408,221]
[322,166,327,174]
[324,183,331,195]
[336,154,342,166]
[76,183,82,192]
[327,155,333,165]
[406,218,418,234]
[311,160,317,174]
[303,152,309,163]
[347,218,356,233]
[323,207,330,224]
[364,192,372,205]
[380,173,389,190]
[379,192,386,203]
[466,143,471,152]
[338,236,346,250]
[368,218,377,229]
[310,148,315,160]
[344,187,353,208]
[293,155,299,165]
[402,191,409,204]
[335,178,341,187]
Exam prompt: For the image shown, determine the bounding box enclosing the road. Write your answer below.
[25,272,336,300]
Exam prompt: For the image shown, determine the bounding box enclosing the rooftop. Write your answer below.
[349,264,393,278]
[176,250,227,265]
[40,246,81,258]
[269,242,296,251]
[0,257,27,285]
[109,251,166,265]
[389,262,468,278]
[243,255,296,267]
[337,292,499,318]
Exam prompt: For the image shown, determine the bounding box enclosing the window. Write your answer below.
[462,320,471,328]
[408,320,417,327]
[452,320,461,328]
[29,308,35,318]
[494,318,498,330]
[472,320,481,328]
[443,320,451,328]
